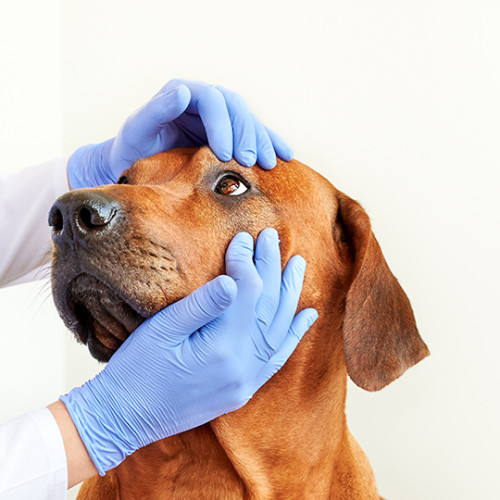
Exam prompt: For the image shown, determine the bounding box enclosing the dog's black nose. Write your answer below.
[49,190,121,244]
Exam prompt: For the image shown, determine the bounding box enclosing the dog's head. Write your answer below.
[50,146,428,391]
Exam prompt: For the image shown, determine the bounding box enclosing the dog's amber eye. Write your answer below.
[215,175,248,196]
[117,176,129,185]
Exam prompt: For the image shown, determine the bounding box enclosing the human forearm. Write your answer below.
[47,401,98,489]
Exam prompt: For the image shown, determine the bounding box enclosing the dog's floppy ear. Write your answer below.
[334,192,429,391]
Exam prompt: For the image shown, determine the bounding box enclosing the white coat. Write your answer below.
[0,157,71,499]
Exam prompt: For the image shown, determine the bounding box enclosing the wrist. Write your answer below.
[47,400,98,488]
[60,380,126,475]
[59,372,142,475]
[67,138,115,189]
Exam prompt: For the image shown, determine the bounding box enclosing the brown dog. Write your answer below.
[50,146,429,499]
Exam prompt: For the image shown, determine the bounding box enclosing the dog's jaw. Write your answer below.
[64,274,145,360]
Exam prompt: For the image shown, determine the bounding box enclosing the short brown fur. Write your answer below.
[51,147,429,499]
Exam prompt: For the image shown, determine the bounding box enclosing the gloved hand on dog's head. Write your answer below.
[60,229,317,475]
[68,79,294,189]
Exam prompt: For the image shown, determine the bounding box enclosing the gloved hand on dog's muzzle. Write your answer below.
[68,79,293,189]
[60,228,318,475]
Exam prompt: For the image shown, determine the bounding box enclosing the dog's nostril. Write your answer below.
[48,207,64,232]
[50,192,121,241]
[79,207,95,230]
[77,205,116,231]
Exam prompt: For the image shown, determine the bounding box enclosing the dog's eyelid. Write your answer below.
[215,170,248,181]
[117,175,129,185]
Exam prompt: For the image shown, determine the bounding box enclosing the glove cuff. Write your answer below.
[59,377,136,475]
[67,138,115,189]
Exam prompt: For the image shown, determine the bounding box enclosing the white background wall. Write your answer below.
[0,0,67,422]
[1,1,499,499]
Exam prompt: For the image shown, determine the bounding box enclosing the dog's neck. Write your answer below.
[108,257,380,498]
[197,250,379,499]
[208,312,378,498]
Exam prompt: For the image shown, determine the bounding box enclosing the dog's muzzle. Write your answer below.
[49,190,146,361]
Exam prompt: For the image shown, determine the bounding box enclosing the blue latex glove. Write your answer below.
[68,79,294,189]
[60,229,317,475]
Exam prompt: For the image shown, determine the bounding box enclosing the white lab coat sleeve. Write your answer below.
[0,157,71,287]
[0,407,67,499]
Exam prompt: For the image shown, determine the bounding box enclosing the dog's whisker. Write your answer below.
[31,278,54,311]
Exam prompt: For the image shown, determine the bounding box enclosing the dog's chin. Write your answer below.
[64,274,146,362]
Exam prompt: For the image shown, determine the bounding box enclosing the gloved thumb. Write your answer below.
[144,275,237,345]
[122,85,192,145]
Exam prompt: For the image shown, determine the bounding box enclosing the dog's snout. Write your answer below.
[49,191,121,244]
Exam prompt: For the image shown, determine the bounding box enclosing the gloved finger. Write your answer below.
[196,86,233,162]
[225,232,263,304]
[264,255,306,353]
[264,126,294,162]
[142,275,237,346]
[255,228,282,332]
[253,116,277,169]
[120,85,191,146]
[215,86,257,167]
[154,79,207,106]
[154,79,181,96]
[254,308,318,387]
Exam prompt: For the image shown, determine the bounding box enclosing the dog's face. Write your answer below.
[50,146,428,390]
[50,147,331,361]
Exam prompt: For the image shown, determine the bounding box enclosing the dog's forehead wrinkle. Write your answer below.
[145,183,193,200]
[130,152,193,185]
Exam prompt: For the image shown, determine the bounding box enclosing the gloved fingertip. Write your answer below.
[237,150,257,167]
[308,308,319,326]
[176,83,191,101]
[265,127,294,163]
[290,255,306,273]
[150,85,190,125]
[211,275,238,306]
[289,308,318,342]
[158,85,179,99]
[209,137,232,163]
[231,231,254,248]
[158,84,190,107]
[258,155,277,170]
[259,227,279,243]
[214,148,233,163]
[279,147,294,162]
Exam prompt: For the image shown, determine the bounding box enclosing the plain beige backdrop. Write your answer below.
[1,1,499,498]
